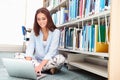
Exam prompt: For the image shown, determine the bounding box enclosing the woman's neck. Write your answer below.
[41,28,48,33]
[41,28,48,41]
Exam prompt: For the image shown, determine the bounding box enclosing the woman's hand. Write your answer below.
[35,65,42,75]
[25,57,32,61]
[35,60,48,75]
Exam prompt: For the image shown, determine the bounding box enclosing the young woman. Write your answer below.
[25,7,65,75]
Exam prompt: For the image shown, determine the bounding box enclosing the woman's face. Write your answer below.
[37,12,48,29]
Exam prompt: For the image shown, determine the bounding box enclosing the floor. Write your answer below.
[0,52,107,80]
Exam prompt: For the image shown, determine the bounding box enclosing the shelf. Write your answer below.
[49,0,67,13]
[58,48,109,57]
[57,10,110,28]
[44,0,109,78]
[69,61,108,78]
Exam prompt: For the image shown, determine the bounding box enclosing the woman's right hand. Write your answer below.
[25,57,32,61]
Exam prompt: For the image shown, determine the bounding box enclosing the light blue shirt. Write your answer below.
[25,29,60,62]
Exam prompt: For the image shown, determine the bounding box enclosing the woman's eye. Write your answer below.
[37,18,46,21]
[42,18,46,20]
[37,18,40,21]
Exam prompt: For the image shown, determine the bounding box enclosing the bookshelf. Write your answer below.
[43,0,110,78]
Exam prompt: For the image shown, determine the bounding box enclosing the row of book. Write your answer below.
[59,23,110,52]
[52,7,68,26]
[69,0,111,20]
[51,0,110,26]
[46,0,65,11]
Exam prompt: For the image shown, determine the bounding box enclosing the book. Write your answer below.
[94,25,108,52]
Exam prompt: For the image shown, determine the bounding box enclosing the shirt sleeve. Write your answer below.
[43,29,60,60]
[25,30,35,57]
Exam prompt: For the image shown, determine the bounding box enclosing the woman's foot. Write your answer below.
[49,68,58,75]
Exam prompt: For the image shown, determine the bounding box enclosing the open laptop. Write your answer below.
[2,58,46,80]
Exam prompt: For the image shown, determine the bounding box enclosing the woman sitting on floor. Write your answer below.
[24,7,65,75]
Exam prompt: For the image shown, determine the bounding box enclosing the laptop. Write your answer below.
[2,58,46,80]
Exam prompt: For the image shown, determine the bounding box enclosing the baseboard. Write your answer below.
[0,44,25,53]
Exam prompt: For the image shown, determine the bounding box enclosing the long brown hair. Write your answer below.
[33,7,56,36]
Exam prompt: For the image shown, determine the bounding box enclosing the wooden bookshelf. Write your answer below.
[43,0,110,79]
[109,0,120,80]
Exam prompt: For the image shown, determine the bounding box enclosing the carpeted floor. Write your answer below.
[0,52,107,80]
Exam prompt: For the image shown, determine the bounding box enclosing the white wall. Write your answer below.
[0,0,43,45]
[26,0,43,28]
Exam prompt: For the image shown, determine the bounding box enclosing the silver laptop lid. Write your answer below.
[2,58,37,79]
